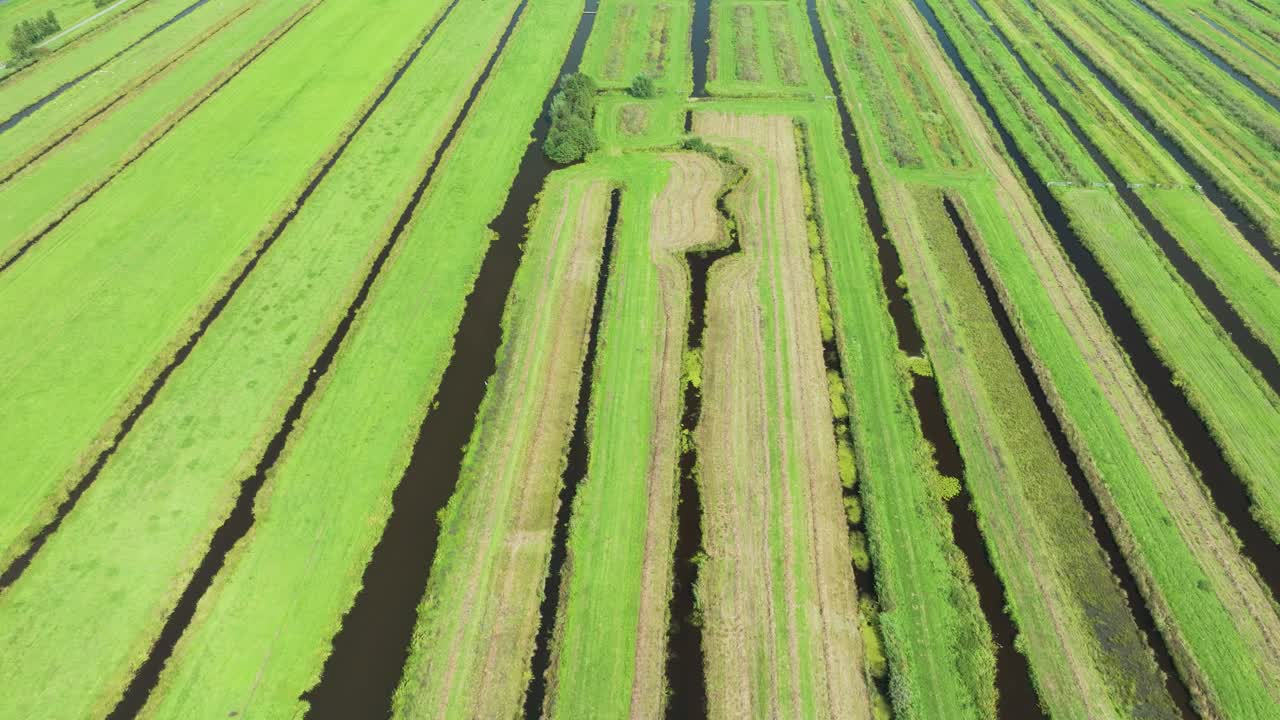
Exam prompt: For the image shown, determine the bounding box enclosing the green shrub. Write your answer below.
[628,74,656,98]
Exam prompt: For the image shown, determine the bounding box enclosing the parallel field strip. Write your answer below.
[0,0,316,267]
[0,0,252,178]
[0,0,212,131]
[1024,0,1280,246]
[899,0,1280,714]
[0,0,495,715]
[926,0,1280,559]
[125,0,588,716]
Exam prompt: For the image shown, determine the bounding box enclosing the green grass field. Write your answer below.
[0,0,1276,715]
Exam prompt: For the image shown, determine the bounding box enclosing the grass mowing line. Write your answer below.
[0,0,255,184]
[695,112,869,719]
[1136,0,1280,102]
[921,0,1280,532]
[0,0,322,580]
[894,0,1280,712]
[0,0,212,132]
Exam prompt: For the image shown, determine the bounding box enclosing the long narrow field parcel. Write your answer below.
[691,112,870,720]
[535,153,690,719]
[136,0,584,714]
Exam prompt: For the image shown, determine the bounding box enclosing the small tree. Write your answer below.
[628,74,656,98]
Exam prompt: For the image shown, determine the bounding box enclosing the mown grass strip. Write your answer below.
[0,0,420,572]
[0,0,312,267]
[536,154,673,720]
[0,2,470,714]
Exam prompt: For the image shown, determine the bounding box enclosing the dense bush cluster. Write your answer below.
[8,11,60,59]
[543,73,599,164]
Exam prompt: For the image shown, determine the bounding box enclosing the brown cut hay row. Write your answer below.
[694,111,869,720]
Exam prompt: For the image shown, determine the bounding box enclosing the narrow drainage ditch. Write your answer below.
[302,2,603,718]
[1020,3,1280,273]
[0,0,214,135]
[914,0,1280,599]
[966,0,1280,394]
[945,195,1198,720]
[690,0,710,97]
[805,0,1044,715]
[521,188,621,719]
[0,0,329,591]
[0,0,323,274]
[1127,0,1280,111]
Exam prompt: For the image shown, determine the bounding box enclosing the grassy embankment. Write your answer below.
[928,0,1280,543]
[1026,0,1279,247]
[133,0,583,714]
[0,0,206,117]
[872,0,1280,715]
[0,0,256,177]
[708,1,821,96]
[691,111,870,720]
[0,0,318,260]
